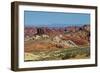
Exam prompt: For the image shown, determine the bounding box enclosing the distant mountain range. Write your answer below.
[25,24,89,28]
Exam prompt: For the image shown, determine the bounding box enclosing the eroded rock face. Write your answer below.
[82,25,90,32]
[24,24,90,52]
[25,25,90,37]
[24,27,37,37]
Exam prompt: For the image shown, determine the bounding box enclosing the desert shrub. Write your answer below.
[56,44,63,48]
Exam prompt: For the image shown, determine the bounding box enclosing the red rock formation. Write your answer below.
[24,24,90,46]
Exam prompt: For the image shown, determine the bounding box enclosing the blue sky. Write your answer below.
[24,11,90,27]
